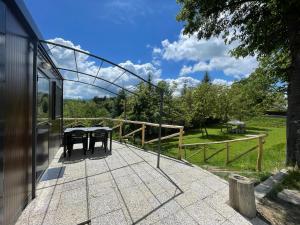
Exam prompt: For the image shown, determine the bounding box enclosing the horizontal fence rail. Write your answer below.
[64,117,185,159]
[64,118,267,171]
[182,134,267,171]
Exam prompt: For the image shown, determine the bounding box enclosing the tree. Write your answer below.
[192,83,218,135]
[112,90,126,117]
[177,0,300,167]
[202,71,211,84]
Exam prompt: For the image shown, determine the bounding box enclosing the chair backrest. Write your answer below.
[71,130,87,138]
[91,129,107,139]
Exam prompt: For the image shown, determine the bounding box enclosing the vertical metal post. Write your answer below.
[157,91,163,168]
[32,40,38,199]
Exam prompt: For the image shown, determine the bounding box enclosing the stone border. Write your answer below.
[254,169,288,200]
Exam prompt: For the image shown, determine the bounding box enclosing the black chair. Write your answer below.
[89,129,108,154]
[66,130,88,156]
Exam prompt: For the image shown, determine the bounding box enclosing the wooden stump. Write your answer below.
[229,174,256,218]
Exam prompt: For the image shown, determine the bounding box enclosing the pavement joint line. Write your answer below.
[84,158,91,222]
[114,148,163,204]
[40,158,65,225]
[115,145,197,225]
[103,155,134,224]
[37,159,146,191]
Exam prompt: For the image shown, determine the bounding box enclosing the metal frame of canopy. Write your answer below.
[39,40,164,168]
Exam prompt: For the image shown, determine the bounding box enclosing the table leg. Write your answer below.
[110,131,112,153]
[63,134,67,157]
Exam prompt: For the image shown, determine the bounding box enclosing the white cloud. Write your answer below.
[212,79,233,86]
[164,76,201,96]
[47,38,161,99]
[156,30,258,79]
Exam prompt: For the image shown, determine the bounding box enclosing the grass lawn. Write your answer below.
[144,116,286,181]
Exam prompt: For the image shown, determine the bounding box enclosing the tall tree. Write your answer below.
[177,0,300,167]
[202,71,211,84]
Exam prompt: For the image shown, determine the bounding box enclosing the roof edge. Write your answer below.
[4,0,44,40]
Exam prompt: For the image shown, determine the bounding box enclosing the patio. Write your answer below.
[16,142,266,225]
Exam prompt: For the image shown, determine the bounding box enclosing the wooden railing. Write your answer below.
[63,117,184,159]
[182,134,267,171]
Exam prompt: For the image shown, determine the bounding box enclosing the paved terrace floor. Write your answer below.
[16,142,267,225]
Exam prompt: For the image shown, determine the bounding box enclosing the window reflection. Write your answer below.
[37,72,49,124]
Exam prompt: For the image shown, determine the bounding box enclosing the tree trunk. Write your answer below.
[286,10,300,167]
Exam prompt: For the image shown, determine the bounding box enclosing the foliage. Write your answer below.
[176,0,300,166]
[176,0,299,58]
[64,65,286,133]
[149,116,286,181]
[64,99,110,118]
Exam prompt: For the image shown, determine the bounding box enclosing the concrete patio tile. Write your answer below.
[16,142,258,225]
[144,199,182,223]
[121,186,149,208]
[15,213,45,225]
[156,191,176,203]
[43,200,88,225]
[221,220,235,225]
[116,149,143,165]
[89,181,117,197]
[111,166,133,178]
[185,200,226,225]
[86,159,109,176]
[89,188,122,218]
[145,181,167,196]
[55,186,87,205]
[153,209,198,225]
[204,192,238,219]
[201,175,228,192]
[228,213,253,225]
[88,172,113,185]
[58,177,86,192]
[175,190,202,208]
[114,174,143,189]
[91,209,129,225]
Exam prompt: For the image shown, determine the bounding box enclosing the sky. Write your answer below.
[24,0,258,99]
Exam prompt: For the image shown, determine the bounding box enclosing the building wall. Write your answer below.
[0,1,63,224]
[1,3,34,224]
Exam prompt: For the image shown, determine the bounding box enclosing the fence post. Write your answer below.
[256,136,264,171]
[203,145,206,162]
[141,123,146,148]
[178,127,184,160]
[226,143,230,165]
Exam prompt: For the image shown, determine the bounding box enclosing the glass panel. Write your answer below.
[37,72,50,124]
[55,86,62,117]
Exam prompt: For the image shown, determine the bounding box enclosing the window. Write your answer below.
[51,81,62,119]
[37,72,50,124]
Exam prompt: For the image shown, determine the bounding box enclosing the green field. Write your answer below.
[144,116,286,181]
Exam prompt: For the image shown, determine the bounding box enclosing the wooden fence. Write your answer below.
[64,118,267,171]
[182,134,267,171]
[64,117,184,158]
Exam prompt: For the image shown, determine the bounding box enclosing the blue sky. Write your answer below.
[24,0,258,98]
